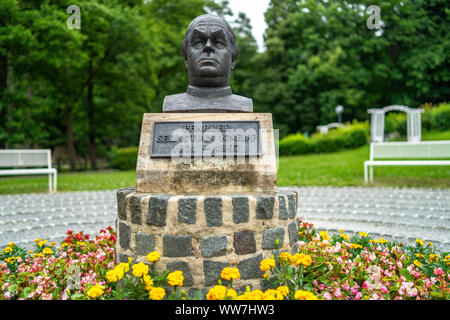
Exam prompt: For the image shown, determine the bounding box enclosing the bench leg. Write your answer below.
[48,173,52,192]
[369,166,374,183]
[364,164,368,184]
[53,171,57,192]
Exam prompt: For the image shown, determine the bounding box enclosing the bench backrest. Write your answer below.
[0,149,52,168]
[370,141,450,160]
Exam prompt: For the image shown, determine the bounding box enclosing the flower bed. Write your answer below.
[0,220,448,300]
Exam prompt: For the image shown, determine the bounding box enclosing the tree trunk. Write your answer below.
[87,60,97,170]
[0,53,6,148]
[65,105,77,171]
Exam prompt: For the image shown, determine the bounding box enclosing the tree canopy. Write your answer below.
[0,0,448,169]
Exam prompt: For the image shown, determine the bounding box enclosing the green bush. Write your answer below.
[279,121,369,156]
[385,112,407,136]
[431,102,450,132]
[109,146,138,171]
[279,134,311,156]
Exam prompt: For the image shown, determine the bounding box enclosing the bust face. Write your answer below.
[185,24,236,88]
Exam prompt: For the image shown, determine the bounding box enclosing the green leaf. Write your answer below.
[399,269,414,282]
[8,284,19,293]
[21,287,32,299]
[70,292,88,300]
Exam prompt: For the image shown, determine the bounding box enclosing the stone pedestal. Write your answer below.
[136,113,277,195]
[115,187,298,291]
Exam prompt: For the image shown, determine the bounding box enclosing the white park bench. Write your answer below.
[364,141,450,183]
[0,149,57,192]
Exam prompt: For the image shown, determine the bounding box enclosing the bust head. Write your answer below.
[182,14,238,88]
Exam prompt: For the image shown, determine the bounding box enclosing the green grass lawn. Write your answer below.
[1,131,449,194]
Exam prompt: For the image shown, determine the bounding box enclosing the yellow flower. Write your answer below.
[416,239,424,246]
[3,247,12,253]
[340,233,350,241]
[106,269,120,283]
[149,287,165,300]
[428,242,433,247]
[429,254,439,263]
[143,274,154,291]
[292,253,312,267]
[260,259,276,272]
[34,238,41,243]
[37,240,47,247]
[226,288,237,298]
[351,243,362,249]
[42,248,53,255]
[61,243,69,248]
[262,273,269,278]
[443,255,450,262]
[415,253,424,259]
[207,285,227,300]
[277,286,289,297]
[167,270,184,287]
[262,289,284,300]
[413,260,423,268]
[221,267,240,281]
[8,242,15,247]
[378,238,388,244]
[116,262,130,273]
[359,232,368,237]
[132,262,149,278]
[294,290,319,300]
[279,252,293,265]
[87,284,105,299]
[146,251,160,263]
[369,240,377,243]
[319,231,330,240]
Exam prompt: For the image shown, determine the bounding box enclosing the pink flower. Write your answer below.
[323,292,332,300]
[334,288,342,298]
[434,268,444,276]
[354,292,362,300]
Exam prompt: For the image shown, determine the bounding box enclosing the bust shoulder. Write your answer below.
[163,92,253,113]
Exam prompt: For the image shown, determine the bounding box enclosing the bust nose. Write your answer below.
[204,39,214,53]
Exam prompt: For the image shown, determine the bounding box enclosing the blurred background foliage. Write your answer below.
[0,0,449,171]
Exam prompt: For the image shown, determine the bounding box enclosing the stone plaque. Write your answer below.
[150,121,261,158]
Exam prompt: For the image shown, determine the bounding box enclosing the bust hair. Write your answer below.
[181,14,239,64]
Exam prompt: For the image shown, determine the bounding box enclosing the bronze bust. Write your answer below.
[163,14,253,113]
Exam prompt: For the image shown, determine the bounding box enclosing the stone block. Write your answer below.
[232,196,249,224]
[166,261,194,287]
[118,222,131,249]
[119,253,131,264]
[135,232,156,256]
[200,235,227,258]
[117,188,134,220]
[178,196,197,225]
[238,254,264,280]
[278,195,289,220]
[262,227,285,250]
[256,195,274,219]
[163,235,192,257]
[146,195,170,227]
[130,194,146,224]
[233,231,256,255]
[203,260,229,286]
[288,220,299,246]
[287,194,297,219]
[204,196,222,227]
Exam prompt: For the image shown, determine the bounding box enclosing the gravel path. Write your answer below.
[1,187,449,251]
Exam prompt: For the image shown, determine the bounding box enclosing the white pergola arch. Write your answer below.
[367,105,424,142]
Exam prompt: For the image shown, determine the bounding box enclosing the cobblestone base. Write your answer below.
[115,187,298,291]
